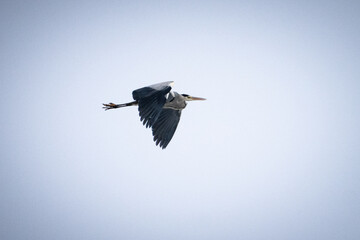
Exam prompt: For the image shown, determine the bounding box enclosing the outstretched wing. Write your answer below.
[152,108,182,149]
[132,82,173,128]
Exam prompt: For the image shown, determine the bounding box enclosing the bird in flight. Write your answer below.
[103,81,206,149]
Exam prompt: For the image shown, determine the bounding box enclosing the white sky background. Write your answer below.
[1,0,360,239]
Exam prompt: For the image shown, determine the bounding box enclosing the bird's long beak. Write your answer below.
[188,96,206,101]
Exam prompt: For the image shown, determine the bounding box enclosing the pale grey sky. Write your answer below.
[1,0,360,239]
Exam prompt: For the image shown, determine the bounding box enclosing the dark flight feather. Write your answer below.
[152,108,182,149]
[132,86,172,128]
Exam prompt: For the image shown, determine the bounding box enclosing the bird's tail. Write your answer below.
[103,101,137,111]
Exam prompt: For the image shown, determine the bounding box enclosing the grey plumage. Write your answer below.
[103,81,205,149]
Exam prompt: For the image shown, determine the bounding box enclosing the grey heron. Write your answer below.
[103,81,206,149]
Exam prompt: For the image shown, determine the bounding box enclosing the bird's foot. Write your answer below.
[102,103,119,110]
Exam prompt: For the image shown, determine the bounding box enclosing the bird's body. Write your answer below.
[164,92,187,110]
[103,81,205,149]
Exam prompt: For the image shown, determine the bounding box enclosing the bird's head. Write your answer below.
[181,94,206,101]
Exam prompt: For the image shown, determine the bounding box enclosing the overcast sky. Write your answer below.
[1,0,360,239]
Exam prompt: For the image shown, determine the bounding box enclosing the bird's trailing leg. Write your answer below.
[103,101,138,110]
